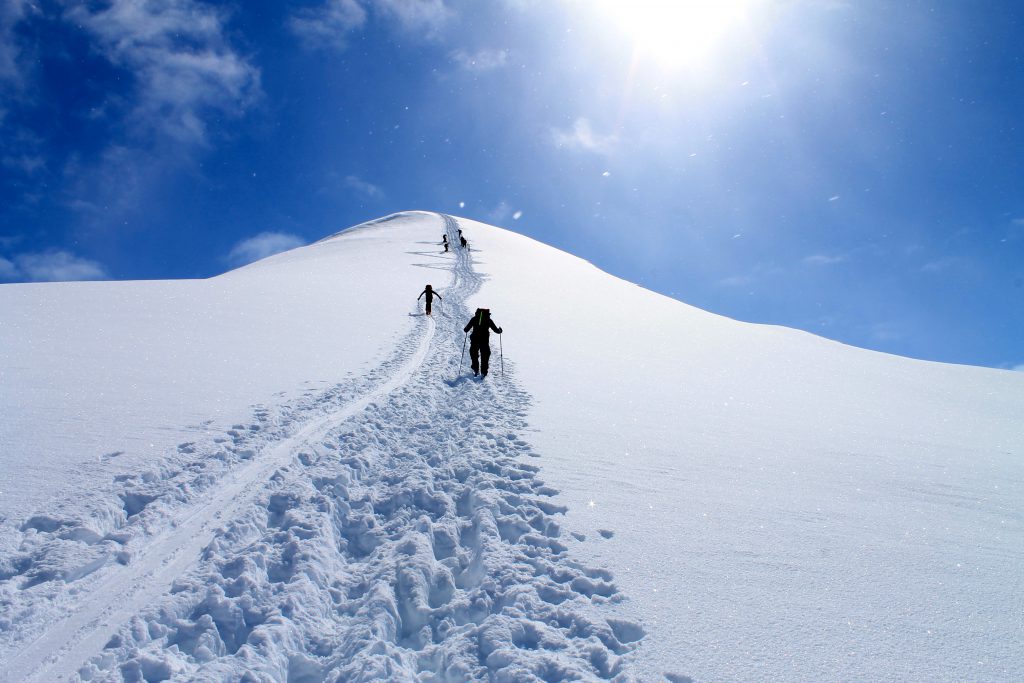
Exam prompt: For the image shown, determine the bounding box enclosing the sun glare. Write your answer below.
[592,0,757,68]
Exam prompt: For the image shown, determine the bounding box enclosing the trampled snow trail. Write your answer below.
[5,315,438,682]
[2,214,643,681]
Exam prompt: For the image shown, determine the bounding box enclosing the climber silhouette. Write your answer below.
[418,284,442,316]
[464,308,502,377]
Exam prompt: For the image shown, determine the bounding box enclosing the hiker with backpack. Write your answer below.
[463,308,502,377]
[418,285,442,316]
[442,234,449,252]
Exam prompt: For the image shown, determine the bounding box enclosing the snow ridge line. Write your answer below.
[1,297,444,678]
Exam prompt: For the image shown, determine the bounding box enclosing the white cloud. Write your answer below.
[289,0,367,50]
[374,0,452,35]
[451,48,508,72]
[66,0,262,146]
[288,0,451,50]
[551,117,618,155]
[803,253,845,266]
[0,250,110,281]
[344,175,385,199]
[227,232,306,267]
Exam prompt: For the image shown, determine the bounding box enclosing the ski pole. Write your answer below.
[499,332,504,377]
[459,331,468,374]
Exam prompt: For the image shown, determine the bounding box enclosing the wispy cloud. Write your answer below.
[920,256,964,273]
[451,48,508,72]
[868,321,906,343]
[64,144,153,219]
[66,0,262,146]
[0,250,110,282]
[374,0,452,36]
[716,274,754,288]
[552,117,618,155]
[344,175,385,199]
[487,201,511,223]
[486,200,523,224]
[3,153,45,175]
[0,235,23,249]
[0,256,17,279]
[803,253,845,266]
[226,232,306,267]
[291,0,451,49]
[289,0,367,51]
[0,0,31,88]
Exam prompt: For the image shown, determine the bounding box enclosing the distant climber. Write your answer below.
[459,235,468,249]
[442,234,449,252]
[464,308,502,377]
[418,284,442,316]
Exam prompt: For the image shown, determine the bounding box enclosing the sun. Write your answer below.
[591,0,758,69]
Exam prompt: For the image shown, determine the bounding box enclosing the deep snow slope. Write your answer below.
[1,211,1021,682]
[0,213,431,522]
[0,213,645,682]
[460,217,1024,682]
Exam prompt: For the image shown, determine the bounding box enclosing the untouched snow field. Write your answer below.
[462,218,1024,682]
[0,210,1021,682]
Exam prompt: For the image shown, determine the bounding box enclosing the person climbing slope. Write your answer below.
[418,284,442,316]
[442,234,449,252]
[459,235,468,249]
[464,308,502,377]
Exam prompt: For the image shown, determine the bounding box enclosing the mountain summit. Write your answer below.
[1,212,1021,681]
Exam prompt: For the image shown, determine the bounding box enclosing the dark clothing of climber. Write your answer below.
[464,308,502,376]
[442,234,449,252]
[459,235,468,249]
[418,285,442,315]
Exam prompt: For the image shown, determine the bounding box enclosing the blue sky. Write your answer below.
[1,0,1021,370]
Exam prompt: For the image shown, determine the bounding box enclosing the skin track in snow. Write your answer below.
[1,214,644,682]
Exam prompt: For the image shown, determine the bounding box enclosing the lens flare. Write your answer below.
[592,0,758,68]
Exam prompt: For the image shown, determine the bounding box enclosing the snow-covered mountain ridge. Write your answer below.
[1,211,1021,681]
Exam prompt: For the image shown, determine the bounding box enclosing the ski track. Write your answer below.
[0,213,645,682]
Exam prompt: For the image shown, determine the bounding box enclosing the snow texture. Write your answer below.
[0,213,642,682]
[462,216,1024,682]
[1,210,1022,682]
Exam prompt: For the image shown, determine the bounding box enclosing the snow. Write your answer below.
[461,217,1024,681]
[1,210,1022,682]
[0,213,429,522]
